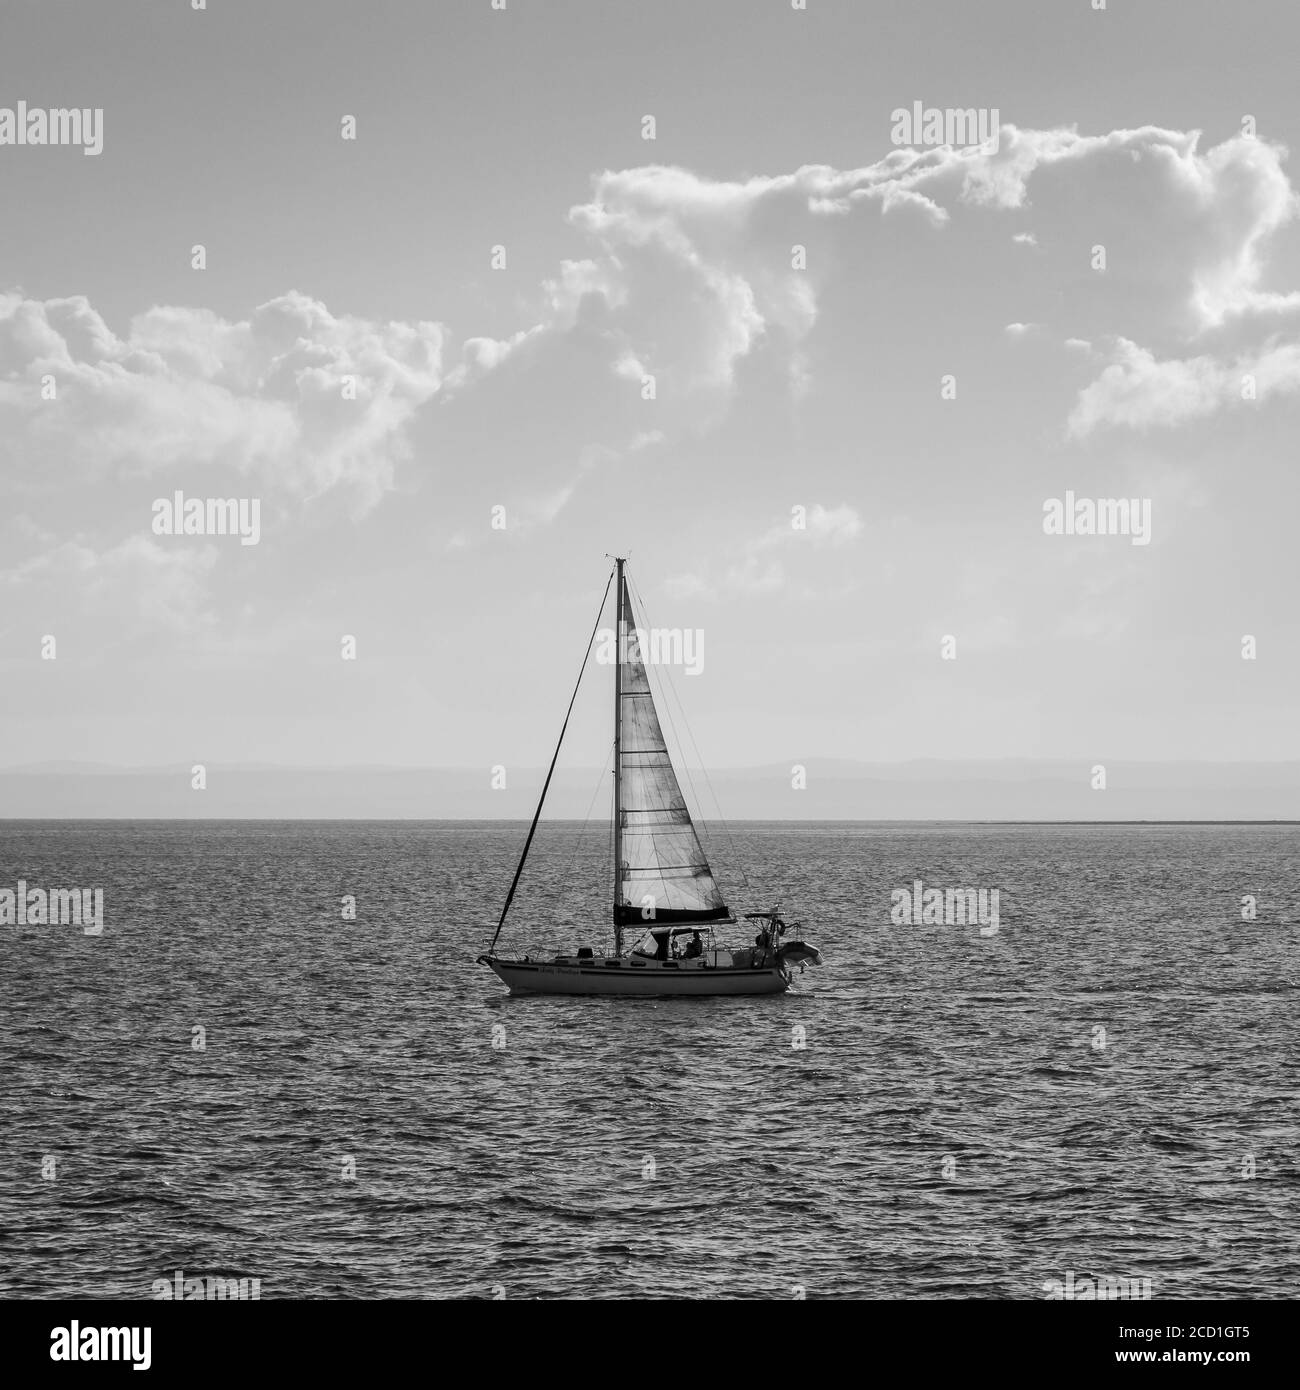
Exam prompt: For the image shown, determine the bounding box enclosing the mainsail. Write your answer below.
[614,576,729,928]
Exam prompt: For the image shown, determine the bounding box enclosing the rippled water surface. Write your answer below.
[1,820,1298,1300]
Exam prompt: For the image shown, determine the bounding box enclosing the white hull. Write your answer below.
[484,956,790,997]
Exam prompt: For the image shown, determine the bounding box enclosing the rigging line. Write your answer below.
[626,575,751,895]
[488,566,615,953]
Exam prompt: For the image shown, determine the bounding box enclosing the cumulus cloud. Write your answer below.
[5,125,1296,502]
[445,323,546,389]
[951,125,1300,342]
[1067,336,1300,436]
[5,119,1299,588]
[506,125,1300,454]
[549,161,948,416]
[0,290,446,511]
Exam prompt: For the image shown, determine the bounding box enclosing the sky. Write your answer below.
[2,0,1299,781]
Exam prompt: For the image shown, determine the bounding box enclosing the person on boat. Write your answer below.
[683,931,703,959]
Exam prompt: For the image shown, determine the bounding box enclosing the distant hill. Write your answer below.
[2,760,1298,820]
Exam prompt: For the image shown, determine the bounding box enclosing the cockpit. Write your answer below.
[629,925,710,961]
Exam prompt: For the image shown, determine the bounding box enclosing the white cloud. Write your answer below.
[445,324,546,390]
[953,126,1298,333]
[0,290,446,512]
[7,121,1300,571]
[547,160,951,421]
[1068,336,1300,436]
[798,503,864,545]
[521,127,1300,449]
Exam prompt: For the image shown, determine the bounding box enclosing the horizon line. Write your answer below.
[5,757,1300,774]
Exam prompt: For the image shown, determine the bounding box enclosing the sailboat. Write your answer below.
[478,557,823,996]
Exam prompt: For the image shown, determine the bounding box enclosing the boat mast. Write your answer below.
[613,556,625,955]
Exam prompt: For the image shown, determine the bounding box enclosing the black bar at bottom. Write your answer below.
[0,1296,1288,1378]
